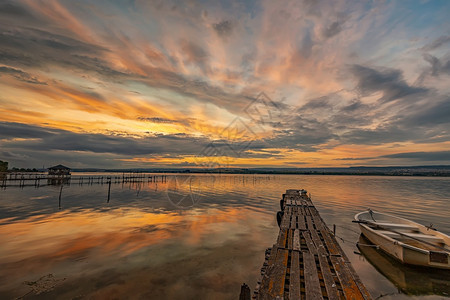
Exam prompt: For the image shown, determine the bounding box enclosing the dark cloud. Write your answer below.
[338,96,450,145]
[300,96,330,110]
[340,127,409,145]
[302,0,322,17]
[180,40,209,67]
[0,150,29,161]
[351,64,427,102]
[421,35,450,51]
[339,100,367,112]
[0,1,41,23]
[322,20,345,39]
[137,117,179,124]
[212,20,233,38]
[0,27,119,79]
[300,29,314,59]
[381,151,450,162]
[402,96,450,127]
[2,131,205,157]
[423,54,450,77]
[0,122,57,139]
[266,115,338,152]
[0,122,268,159]
[0,66,46,85]
[332,100,375,128]
[335,151,450,163]
[299,93,376,130]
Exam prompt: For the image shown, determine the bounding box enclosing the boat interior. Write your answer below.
[358,211,448,252]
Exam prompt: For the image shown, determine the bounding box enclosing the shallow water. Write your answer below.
[0,174,449,299]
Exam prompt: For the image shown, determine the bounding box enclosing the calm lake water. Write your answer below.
[0,173,449,299]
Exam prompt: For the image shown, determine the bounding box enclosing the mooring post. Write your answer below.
[107,178,111,203]
[239,283,251,300]
[58,184,63,209]
[333,224,336,235]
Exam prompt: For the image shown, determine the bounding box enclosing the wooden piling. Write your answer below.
[251,189,371,300]
[58,184,63,209]
[107,178,111,203]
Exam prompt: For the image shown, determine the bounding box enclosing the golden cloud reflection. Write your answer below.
[0,206,251,260]
[0,205,266,297]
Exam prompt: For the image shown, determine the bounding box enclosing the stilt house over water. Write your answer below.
[48,164,71,177]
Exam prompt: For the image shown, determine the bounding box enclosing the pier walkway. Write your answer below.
[246,189,371,300]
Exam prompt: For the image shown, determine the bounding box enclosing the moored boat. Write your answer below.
[354,210,450,269]
[357,235,450,296]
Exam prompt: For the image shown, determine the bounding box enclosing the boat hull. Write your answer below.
[357,235,450,296]
[356,211,450,270]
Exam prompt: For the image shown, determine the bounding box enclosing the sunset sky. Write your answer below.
[1,0,449,169]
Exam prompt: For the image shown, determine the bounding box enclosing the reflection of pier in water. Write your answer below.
[0,173,167,188]
[357,235,450,297]
[0,173,168,210]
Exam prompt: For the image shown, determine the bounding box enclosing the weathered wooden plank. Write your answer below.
[289,250,301,299]
[330,256,364,300]
[267,248,289,298]
[281,207,291,229]
[309,206,319,216]
[290,209,298,229]
[306,215,315,230]
[286,206,293,228]
[320,229,342,256]
[302,231,318,255]
[311,213,326,230]
[310,229,328,256]
[277,229,288,248]
[293,229,300,251]
[287,229,293,249]
[303,252,322,300]
[318,254,340,300]
[266,245,278,266]
[298,214,307,230]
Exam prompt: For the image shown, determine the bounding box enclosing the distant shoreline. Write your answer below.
[72,171,450,177]
[4,165,450,177]
[75,165,450,177]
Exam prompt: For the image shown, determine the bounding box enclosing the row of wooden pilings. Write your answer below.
[0,173,168,189]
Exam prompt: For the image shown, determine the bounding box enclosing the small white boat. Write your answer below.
[354,210,450,269]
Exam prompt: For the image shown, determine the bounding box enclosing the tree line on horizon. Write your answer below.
[0,160,8,172]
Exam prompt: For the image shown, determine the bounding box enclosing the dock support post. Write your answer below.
[58,184,63,209]
[107,178,111,203]
[239,283,251,300]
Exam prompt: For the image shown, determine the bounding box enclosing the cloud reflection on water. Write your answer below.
[0,174,449,299]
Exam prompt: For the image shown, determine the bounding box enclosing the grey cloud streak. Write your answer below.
[0,66,47,84]
[0,122,208,156]
[350,64,428,103]
[212,20,233,38]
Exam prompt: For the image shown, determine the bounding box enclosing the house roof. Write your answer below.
[48,164,71,170]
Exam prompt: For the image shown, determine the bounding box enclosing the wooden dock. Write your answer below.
[0,173,167,188]
[247,189,371,300]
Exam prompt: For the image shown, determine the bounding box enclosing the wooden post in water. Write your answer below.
[58,184,63,209]
[107,177,111,203]
[239,283,251,300]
